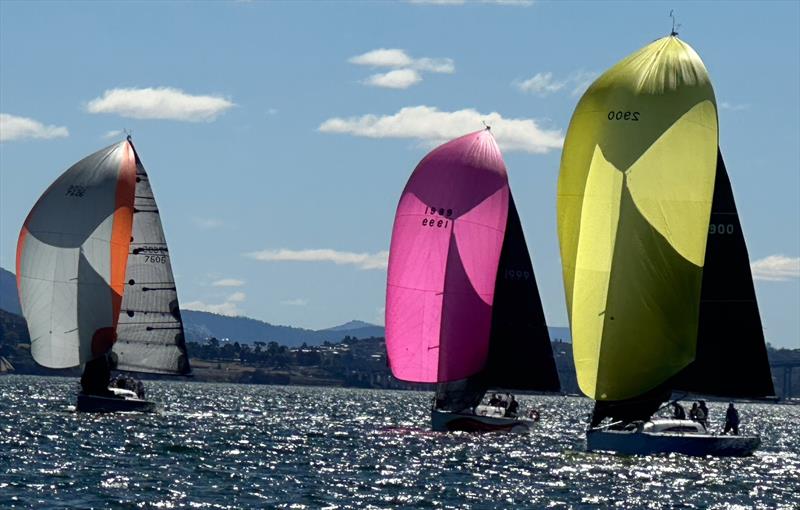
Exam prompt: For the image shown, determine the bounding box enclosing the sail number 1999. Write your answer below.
[422,206,453,228]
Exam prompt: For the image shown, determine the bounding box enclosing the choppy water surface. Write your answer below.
[1,376,798,509]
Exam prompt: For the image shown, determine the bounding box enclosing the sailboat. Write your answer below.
[385,128,560,433]
[557,34,774,455]
[16,137,191,412]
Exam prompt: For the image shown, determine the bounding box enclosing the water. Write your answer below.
[1,375,798,509]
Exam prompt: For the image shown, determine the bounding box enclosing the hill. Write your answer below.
[182,310,383,346]
[0,268,21,315]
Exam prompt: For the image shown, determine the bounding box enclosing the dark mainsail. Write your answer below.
[591,151,775,425]
[674,150,774,398]
[113,139,191,375]
[484,194,560,391]
[435,195,560,410]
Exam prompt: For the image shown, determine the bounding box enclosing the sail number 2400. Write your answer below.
[607,111,640,121]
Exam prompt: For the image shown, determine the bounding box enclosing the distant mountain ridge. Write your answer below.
[181,310,384,346]
[0,266,569,346]
[0,268,21,315]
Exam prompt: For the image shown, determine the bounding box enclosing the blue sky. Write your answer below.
[1,1,798,348]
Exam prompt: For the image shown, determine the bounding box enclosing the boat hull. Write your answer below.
[76,393,157,413]
[587,423,760,457]
[431,409,534,433]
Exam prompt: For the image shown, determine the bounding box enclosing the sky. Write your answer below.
[0,1,798,349]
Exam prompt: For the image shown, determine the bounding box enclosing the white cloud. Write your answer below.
[211,278,245,287]
[413,57,455,74]
[515,70,598,97]
[0,113,68,142]
[246,248,389,271]
[193,217,224,229]
[319,105,563,154]
[751,255,800,281]
[364,69,422,89]
[227,291,246,302]
[349,48,414,68]
[103,129,124,139]
[184,291,246,316]
[515,72,566,95]
[349,48,454,89]
[86,87,234,122]
[570,71,599,96]
[281,298,309,306]
[720,101,749,112]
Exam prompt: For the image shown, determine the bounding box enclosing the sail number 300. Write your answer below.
[607,111,640,121]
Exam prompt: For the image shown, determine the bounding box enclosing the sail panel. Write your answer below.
[484,194,560,391]
[558,36,718,400]
[674,151,775,398]
[113,141,191,375]
[16,142,135,368]
[386,130,509,383]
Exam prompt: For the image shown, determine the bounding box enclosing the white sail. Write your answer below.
[17,138,190,375]
[17,142,136,368]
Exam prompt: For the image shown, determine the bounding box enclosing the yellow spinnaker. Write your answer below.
[557,36,718,401]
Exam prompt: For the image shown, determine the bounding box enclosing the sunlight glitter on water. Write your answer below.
[0,375,798,509]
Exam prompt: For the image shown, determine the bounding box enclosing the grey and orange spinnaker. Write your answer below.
[16,138,190,376]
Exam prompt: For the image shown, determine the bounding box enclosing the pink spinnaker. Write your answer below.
[385,130,510,383]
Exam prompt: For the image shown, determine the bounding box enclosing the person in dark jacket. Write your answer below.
[80,355,114,397]
[698,400,710,429]
[505,395,519,417]
[671,402,686,420]
[723,403,740,435]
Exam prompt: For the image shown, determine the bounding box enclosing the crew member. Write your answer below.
[505,395,519,417]
[723,403,740,435]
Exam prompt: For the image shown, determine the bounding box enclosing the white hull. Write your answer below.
[586,419,760,457]
[431,407,535,433]
[76,387,157,413]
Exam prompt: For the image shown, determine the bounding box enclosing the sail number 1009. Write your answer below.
[422,206,453,228]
